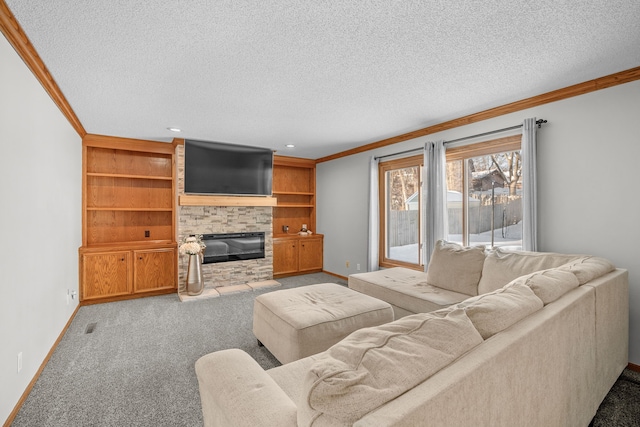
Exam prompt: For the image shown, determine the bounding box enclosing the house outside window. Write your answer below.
[446,135,523,248]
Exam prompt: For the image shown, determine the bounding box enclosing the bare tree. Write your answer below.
[490,151,521,196]
[389,167,419,210]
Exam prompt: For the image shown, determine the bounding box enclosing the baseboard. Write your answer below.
[80,288,177,305]
[322,270,348,281]
[3,304,81,427]
[628,362,640,373]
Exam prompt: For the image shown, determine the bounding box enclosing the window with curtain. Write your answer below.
[446,135,523,248]
[378,155,423,270]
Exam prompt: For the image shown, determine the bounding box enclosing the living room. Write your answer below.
[1,1,639,426]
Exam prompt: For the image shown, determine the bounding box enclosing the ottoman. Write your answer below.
[253,283,394,364]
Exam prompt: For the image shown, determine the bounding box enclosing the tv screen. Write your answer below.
[184,140,273,196]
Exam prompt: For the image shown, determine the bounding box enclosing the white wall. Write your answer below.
[317,79,640,365]
[0,34,82,423]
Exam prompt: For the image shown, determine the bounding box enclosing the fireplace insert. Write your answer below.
[200,232,265,264]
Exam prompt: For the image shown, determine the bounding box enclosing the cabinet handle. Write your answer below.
[120,258,125,261]
[139,257,143,260]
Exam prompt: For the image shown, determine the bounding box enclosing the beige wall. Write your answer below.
[0,34,82,423]
[317,79,640,365]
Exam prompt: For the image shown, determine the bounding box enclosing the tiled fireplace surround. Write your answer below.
[176,145,273,295]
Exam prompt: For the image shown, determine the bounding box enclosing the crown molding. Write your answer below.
[316,66,640,163]
[0,1,86,137]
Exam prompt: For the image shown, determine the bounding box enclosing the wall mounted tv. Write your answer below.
[184,139,273,196]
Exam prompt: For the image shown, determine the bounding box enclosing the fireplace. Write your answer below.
[201,232,265,264]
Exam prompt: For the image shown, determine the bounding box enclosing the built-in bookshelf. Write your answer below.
[79,134,177,303]
[272,156,323,277]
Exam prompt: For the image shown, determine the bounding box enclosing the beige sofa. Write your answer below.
[195,245,628,426]
[349,240,594,318]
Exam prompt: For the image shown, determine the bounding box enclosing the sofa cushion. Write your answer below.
[517,269,580,305]
[195,349,298,426]
[454,283,544,339]
[426,240,486,296]
[477,248,582,294]
[349,267,471,315]
[557,256,615,285]
[298,308,483,426]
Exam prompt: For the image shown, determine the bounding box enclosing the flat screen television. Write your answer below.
[184,139,273,196]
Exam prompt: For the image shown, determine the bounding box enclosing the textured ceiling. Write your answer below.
[5,0,640,159]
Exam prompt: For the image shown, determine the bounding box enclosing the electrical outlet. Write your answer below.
[346,261,350,268]
[357,263,361,271]
[66,289,70,305]
[144,230,150,237]
[17,352,22,373]
[282,225,289,233]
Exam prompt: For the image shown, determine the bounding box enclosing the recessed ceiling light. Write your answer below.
[167,127,181,132]
[285,144,295,148]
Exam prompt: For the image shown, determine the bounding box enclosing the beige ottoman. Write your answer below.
[253,283,394,364]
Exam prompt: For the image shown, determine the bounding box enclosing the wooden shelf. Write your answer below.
[80,241,176,252]
[86,207,173,212]
[87,172,172,181]
[179,194,277,207]
[273,191,314,196]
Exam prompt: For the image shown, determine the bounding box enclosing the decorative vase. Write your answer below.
[186,253,204,296]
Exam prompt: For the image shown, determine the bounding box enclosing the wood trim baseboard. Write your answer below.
[2,304,81,427]
[322,270,348,282]
[628,362,640,373]
[79,288,177,306]
[316,66,640,163]
[0,1,86,138]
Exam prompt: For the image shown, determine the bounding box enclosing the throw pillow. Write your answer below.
[477,248,581,294]
[426,240,486,296]
[557,256,615,285]
[456,283,543,339]
[298,309,483,426]
[521,269,580,305]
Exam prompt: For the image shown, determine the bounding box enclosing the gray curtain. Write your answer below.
[423,140,448,270]
[367,156,380,271]
[521,118,538,251]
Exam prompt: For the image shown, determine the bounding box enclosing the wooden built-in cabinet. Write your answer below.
[79,134,177,303]
[272,156,323,277]
[273,234,324,278]
[80,245,176,301]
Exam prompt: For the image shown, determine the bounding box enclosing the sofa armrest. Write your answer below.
[195,349,297,427]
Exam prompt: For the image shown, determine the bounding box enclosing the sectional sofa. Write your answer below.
[195,242,628,426]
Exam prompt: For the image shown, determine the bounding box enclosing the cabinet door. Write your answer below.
[133,248,176,293]
[298,237,323,272]
[82,251,131,300]
[273,240,299,276]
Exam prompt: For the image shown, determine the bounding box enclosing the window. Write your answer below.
[376,135,523,270]
[378,155,423,270]
[446,135,523,248]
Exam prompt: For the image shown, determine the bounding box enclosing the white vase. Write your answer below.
[186,253,204,296]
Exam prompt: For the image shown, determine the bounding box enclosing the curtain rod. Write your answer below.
[374,119,547,160]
